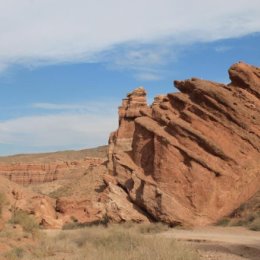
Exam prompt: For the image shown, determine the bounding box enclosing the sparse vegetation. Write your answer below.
[0,223,199,260]
[216,218,230,226]
[248,217,260,231]
[0,192,6,217]
[136,222,169,234]
[28,224,199,260]
[9,210,39,235]
[49,186,72,199]
[4,247,24,260]
[217,211,260,231]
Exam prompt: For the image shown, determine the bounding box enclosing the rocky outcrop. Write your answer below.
[108,62,260,226]
[0,176,62,229]
[0,157,104,185]
[55,165,149,225]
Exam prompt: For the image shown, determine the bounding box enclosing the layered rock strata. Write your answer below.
[0,157,103,185]
[108,62,260,226]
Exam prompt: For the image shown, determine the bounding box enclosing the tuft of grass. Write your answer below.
[216,218,230,226]
[9,210,39,235]
[136,222,169,234]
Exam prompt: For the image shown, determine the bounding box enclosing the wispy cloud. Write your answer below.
[32,101,118,114]
[32,103,83,110]
[0,113,117,150]
[215,46,233,53]
[0,101,119,155]
[0,0,259,74]
[134,72,161,81]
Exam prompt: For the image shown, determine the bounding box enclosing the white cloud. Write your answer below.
[134,72,161,81]
[32,101,118,114]
[0,113,118,148]
[32,103,86,110]
[0,0,259,72]
[0,101,119,154]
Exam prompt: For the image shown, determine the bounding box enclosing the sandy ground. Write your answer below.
[162,226,260,260]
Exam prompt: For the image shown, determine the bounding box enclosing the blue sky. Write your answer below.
[0,0,260,155]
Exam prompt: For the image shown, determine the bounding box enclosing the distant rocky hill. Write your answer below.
[0,146,107,185]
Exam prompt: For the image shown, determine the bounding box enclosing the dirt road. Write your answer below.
[162,226,260,260]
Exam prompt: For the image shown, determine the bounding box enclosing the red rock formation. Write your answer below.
[0,176,62,229]
[108,62,260,226]
[0,157,104,185]
[55,165,149,225]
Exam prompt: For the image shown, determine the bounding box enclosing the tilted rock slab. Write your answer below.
[108,62,260,226]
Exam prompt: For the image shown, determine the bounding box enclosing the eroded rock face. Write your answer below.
[108,62,260,226]
[0,176,62,229]
[55,165,149,225]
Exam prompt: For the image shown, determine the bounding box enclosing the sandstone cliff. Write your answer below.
[108,62,260,226]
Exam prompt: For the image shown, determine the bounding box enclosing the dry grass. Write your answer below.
[136,222,169,234]
[4,248,24,260]
[49,186,72,199]
[0,192,6,217]
[217,212,260,231]
[2,224,199,260]
[248,217,260,231]
[9,210,39,235]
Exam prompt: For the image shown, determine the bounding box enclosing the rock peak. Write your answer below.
[228,61,260,98]
[127,86,146,98]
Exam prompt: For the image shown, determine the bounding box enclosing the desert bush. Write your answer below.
[9,210,39,234]
[227,211,260,229]
[62,215,109,230]
[249,217,260,231]
[4,247,24,260]
[216,218,230,226]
